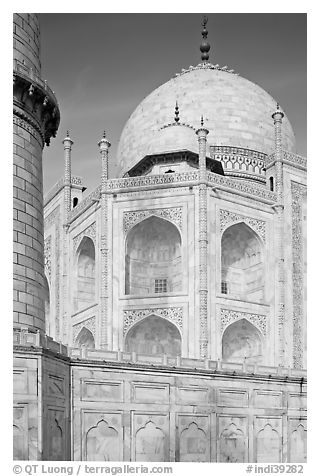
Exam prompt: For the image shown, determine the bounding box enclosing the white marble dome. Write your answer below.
[115,64,296,178]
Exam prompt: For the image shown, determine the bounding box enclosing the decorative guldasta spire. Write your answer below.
[62,130,73,214]
[98,131,111,349]
[196,116,209,359]
[200,15,211,62]
[271,102,286,366]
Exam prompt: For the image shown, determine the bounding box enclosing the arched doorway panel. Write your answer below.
[221,222,264,302]
[75,236,96,311]
[125,216,182,295]
[125,315,181,356]
[222,318,263,364]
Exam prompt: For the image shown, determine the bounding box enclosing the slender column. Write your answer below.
[196,118,209,358]
[61,132,73,341]
[98,132,111,348]
[272,105,285,365]
[63,131,73,214]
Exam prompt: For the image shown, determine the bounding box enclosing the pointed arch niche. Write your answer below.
[221,222,264,302]
[222,318,263,364]
[75,327,95,349]
[125,315,181,356]
[125,216,182,295]
[75,236,96,311]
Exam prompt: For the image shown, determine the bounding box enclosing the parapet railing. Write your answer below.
[13,329,307,379]
[265,151,307,170]
[13,59,57,102]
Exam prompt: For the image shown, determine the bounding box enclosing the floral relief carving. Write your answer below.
[123,307,183,335]
[73,317,96,344]
[291,181,306,369]
[44,206,61,338]
[220,309,267,336]
[219,209,266,242]
[123,207,182,234]
[44,235,52,281]
[73,222,96,252]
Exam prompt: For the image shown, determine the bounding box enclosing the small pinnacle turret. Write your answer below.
[200,15,210,62]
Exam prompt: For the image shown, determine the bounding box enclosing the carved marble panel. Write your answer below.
[255,419,282,463]
[217,389,249,407]
[132,383,169,403]
[289,421,307,463]
[73,317,96,345]
[44,235,52,281]
[291,181,307,369]
[218,416,248,463]
[123,207,182,234]
[73,222,96,252]
[123,307,183,334]
[81,380,123,402]
[47,410,64,461]
[85,416,122,461]
[13,406,28,460]
[219,209,266,242]
[177,387,209,404]
[178,416,210,462]
[133,413,169,462]
[220,309,267,336]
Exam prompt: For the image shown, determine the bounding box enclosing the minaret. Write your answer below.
[272,104,285,366]
[98,131,111,348]
[196,116,209,359]
[13,14,60,334]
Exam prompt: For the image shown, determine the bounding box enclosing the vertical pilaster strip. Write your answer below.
[196,119,209,358]
[98,132,111,348]
[272,106,285,365]
[62,132,73,341]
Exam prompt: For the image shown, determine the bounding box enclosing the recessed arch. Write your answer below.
[125,315,181,356]
[221,222,264,302]
[44,274,51,336]
[125,215,182,295]
[75,327,95,349]
[222,318,263,364]
[75,236,95,311]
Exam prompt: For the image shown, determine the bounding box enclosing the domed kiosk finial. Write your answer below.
[174,101,180,123]
[200,15,210,62]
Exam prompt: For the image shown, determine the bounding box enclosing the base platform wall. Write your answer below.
[13,341,307,463]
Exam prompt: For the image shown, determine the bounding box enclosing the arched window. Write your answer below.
[125,216,182,295]
[125,315,181,356]
[221,222,264,302]
[44,275,51,336]
[75,237,95,311]
[73,197,79,208]
[222,319,263,364]
[75,327,95,349]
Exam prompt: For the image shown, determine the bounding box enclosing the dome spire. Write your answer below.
[200,15,210,62]
[174,101,180,123]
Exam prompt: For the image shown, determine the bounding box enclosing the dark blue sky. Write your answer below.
[39,13,307,193]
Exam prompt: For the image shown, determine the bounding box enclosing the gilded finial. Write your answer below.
[103,131,106,138]
[201,115,204,126]
[175,101,180,123]
[200,15,210,62]
[66,130,69,137]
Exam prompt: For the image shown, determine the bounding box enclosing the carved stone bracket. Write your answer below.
[219,209,266,242]
[291,181,307,369]
[73,317,96,344]
[123,307,183,335]
[123,207,182,234]
[220,308,267,336]
[44,235,52,281]
[73,222,96,252]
